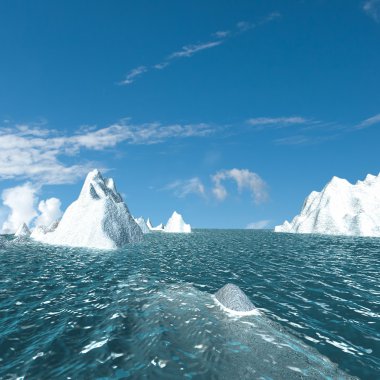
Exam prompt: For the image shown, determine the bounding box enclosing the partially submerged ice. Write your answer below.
[164,211,191,233]
[15,223,31,238]
[32,169,143,249]
[275,173,380,237]
[214,283,260,316]
[146,218,164,232]
[134,217,150,234]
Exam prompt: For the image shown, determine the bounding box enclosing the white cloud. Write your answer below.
[1,183,38,233]
[363,0,380,22]
[165,178,205,198]
[246,220,270,229]
[0,120,214,185]
[211,169,268,203]
[119,66,147,85]
[247,116,308,128]
[168,40,223,59]
[34,198,63,228]
[213,30,230,38]
[356,113,380,129]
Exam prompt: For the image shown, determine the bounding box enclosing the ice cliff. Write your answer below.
[32,169,143,249]
[275,173,380,237]
[164,211,191,233]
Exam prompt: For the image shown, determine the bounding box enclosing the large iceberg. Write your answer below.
[275,173,380,237]
[32,169,143,249]
[164,211,191,233]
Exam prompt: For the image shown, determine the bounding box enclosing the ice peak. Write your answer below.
[15,223,31,237]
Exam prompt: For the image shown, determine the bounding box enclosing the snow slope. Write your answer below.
[164,211,191,233]
[32,170,143,249]
[275,173,380,237]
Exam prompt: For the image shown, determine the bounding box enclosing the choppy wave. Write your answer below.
[0,230,379,379]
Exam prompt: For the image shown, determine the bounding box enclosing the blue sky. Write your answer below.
[0,0,380,231]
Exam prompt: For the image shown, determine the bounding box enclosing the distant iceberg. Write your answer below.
[146,218,164,232]
[134,217,150,234]
[15,223,31,238]
[275,173,380,237]
[32,169,143,249]
[164,211,191,233]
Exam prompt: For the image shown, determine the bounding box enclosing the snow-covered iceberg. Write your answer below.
[32,169,143,249]
[15,223,31,238]
[146,218,164,232]
[163,211,191,233]
[134,217,150,234]
[275,173,380,237]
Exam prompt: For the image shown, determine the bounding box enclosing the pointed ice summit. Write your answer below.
[32,169,143,249]
[275,173,380,237]
[214,283,260,316]
[146,218,164,232]
[134,217,150,234]
[15,223,31,238]
[164,211,191,233]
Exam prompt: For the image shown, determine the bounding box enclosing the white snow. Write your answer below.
[15,223,31,237]
[134,217,150,234]
[163,211,191,233]
[31,169,143,249]
[275,173,380,237]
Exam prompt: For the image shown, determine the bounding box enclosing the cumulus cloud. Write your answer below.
[211,169,268,203]
[165,178,205,198]
[0,120,214,185]
[34,198,63,228]
[246,220,270,229]
[1,183,38,233]
[363,0,380,22]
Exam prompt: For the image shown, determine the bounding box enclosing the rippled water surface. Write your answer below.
[0,230,379,379]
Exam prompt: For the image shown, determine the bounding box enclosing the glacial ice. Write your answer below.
[163,211,191,233]
[214,283,260,316]
[134,217,150,234]
[275,173,380,237]
[146,218,164,232]
[15,223,31,238]
[31,169,143,249]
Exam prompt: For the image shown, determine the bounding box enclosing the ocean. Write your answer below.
[0,230,379,379]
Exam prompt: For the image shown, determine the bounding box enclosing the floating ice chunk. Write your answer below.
[146,218,164,231]
[275,172,380,237]
[134,217,150,234]
[31,169,143,249]
[214,283,260,316]
[163,211,191,233]
[15,223,31,237]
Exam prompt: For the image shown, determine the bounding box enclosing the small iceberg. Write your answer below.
[31,169,143,249]
[15,223,31,238]
[163,211,191,233]
[214,283,260,316]
[146,218,164,232]
[134,217,150,234]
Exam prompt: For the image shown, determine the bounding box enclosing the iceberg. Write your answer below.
[163,211,191,233]
[32,169,143,249]
[275,173,380,237]
[134,217,150,234]
[214,283,260,316]
[15,223,31,238]
[146,218,164,232]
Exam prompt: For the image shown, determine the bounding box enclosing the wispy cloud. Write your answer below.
[355,113,380,129]
[363,0,380,22]
[0,120,214,185]
[165,178,205,198]
[119,12,281,86]
[211,168,268,203]
[119,66,147,86]
[246,220,270,229]
[247,116,308,129]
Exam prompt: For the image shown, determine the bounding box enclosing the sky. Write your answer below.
[0,0,380,231]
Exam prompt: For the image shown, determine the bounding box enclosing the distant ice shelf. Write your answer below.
[275,173,380,237]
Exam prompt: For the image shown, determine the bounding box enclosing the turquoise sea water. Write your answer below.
[0,230,379,379]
